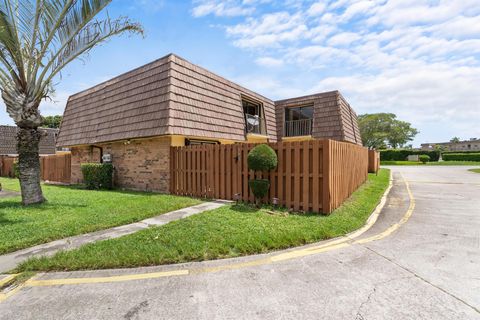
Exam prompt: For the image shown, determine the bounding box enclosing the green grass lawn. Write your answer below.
[0,178,201,255]
[381,160,480,166]
[16,169,391,272]
[468,168,480,173]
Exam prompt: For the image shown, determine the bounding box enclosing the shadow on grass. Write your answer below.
[44,184,181,197]
[230,202,321,217]
[0,200,88,211]
[0,211,20,225]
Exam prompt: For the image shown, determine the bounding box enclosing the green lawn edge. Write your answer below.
[16,169,391,272]
[468,168,480,173]
[381,161,480,166]
[0,178,201,255]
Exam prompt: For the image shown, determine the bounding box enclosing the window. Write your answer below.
[285,105,314,121]
[284,105,314,137]
[243,100,261,117]
[242,98,266,135]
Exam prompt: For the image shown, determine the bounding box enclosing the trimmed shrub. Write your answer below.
[81,163,114,190]
[247,144,278,171]
[248,179,270,199]
[380,149,440,162]
[442,153,480,162]
[247,144,278,206]
[419,155,430,164]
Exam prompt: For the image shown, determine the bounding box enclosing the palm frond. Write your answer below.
[36,16,142,98]
[0,0,143,127]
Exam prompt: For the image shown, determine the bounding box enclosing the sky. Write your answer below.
[1,0,479,147]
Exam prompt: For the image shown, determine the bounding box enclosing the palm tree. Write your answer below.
[0,0,143,205]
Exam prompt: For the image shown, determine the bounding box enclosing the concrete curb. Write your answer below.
[0,171,393,278]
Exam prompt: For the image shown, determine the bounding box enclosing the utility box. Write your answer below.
[102,154,112,163]
[407,155,419,162]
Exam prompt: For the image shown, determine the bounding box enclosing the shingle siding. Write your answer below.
[275,91,362,145]
[0,125,58,155]
[57,55,172,147]
[58,54,361,147]
[168,55,276,141]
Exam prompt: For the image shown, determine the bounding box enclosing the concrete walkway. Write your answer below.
[0,200,230,273]
[0,190,19,198]
[1,166,479,319]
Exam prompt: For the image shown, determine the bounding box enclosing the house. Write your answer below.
[0,125,59,156]
[57,54,361,192]
[421,138,480,152]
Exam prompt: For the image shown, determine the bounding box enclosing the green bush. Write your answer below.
[81,163,114,190]
[419,155,430,164]
[380,149,440,161]
[442,150,480,154]
[248,179,270,200]
[442,153,480,162]
[247,144,278,171]
[247,144,278,206]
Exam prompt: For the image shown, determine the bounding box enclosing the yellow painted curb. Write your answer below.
[27,269,189,287]
[1,171,415,303]
[354,173,415,244]
[0,274,18,287]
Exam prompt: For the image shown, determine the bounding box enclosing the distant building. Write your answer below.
[421,138,480,152]
[0,125,59,156]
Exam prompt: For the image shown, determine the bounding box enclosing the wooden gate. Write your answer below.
[171,140,369,214]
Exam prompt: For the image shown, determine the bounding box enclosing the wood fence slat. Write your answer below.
[277,142,284,206]
[226,144,232,200]
[242,143,249,201]
[168,139,368,214]
[302,140,310,212]
[293,142,301,211]
[285,142,292,209]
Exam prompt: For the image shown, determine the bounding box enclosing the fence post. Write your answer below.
[322,140,332,214]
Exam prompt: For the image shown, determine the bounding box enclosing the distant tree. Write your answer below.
[358,113,419,149]
[42,115,62,128]
[388,119,419,148]
[450,137,461,143]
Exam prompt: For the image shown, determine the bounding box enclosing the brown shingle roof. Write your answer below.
[275,91,362,145]
[57,54,277,147]
[0,125,58,155]
[57,53,361,147]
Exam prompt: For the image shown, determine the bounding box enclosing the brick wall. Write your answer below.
[70,136,171,192]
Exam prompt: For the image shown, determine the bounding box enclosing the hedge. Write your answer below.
[442,150,480,154]
[442,153,480,162]
[81,163,114,190]
[380,150,440,162]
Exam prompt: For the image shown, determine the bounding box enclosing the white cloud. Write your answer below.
[192,0,255,17]
[255,57,284,67]
[307,2,326,16]
[227,12,308,48]
[327,32,361,46]
[192,0,480,145]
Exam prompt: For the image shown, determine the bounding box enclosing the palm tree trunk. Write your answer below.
[17,127,45,205]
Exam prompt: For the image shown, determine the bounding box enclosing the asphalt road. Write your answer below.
[1,166,479,319]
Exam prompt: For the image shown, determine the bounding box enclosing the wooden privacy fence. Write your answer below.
[368,149,380,174]
[0,156,16,178]
[0,154,71,183]
[170,140,369,214]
